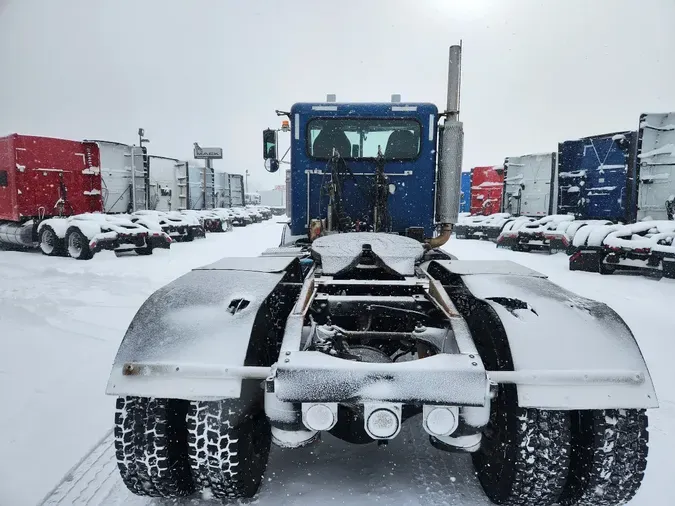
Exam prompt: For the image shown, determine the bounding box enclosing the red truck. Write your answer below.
[469,165,504,215]
[0,134,170,259]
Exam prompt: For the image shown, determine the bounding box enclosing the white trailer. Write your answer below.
[502,152,557,217]
[636,112,675,221]
[147,155,189,211]
[258,188,284,207]
[187,163,215,210]
[214,171,231,208]
[229,173,245,207]
[86,140,148,214]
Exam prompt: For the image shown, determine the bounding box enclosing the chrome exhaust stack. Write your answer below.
[431,44,465,248]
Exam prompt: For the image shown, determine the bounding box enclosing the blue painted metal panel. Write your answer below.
[459,171,471,213]
[289,102,438,237]
[557,131,637,222]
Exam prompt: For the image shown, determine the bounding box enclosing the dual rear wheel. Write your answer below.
[472,385,649,506]
[114,396,270,501]
[38,226,93,260]
[115,391,648,505]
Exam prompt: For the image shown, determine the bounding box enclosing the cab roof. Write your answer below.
[290,102,438,117]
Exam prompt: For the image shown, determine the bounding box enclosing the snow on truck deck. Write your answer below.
[0,223,673,505]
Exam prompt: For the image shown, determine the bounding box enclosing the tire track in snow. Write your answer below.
[39,430,117,506]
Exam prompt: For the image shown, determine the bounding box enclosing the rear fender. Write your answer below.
[106,256,302,401]
[426,259,658,410]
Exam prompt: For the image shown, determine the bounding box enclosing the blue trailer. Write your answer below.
[459,171,471,212]
[557,131,637,222]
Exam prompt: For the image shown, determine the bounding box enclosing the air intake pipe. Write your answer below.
[427,44,464,249]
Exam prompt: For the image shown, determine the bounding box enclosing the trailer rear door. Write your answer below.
[0,135,18,221]
[187,164,214,209]
[558,132,636,222]
[148,156,180,211]
[228,174,244,207]
[96,141,147,213]
[503,153,556,217]
[214,172,231,207]
[637,112,675,220]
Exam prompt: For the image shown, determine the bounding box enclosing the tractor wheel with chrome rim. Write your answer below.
[39,225,65,256]
[65,226,94,260]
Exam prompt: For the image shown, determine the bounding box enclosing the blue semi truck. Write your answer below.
[277,101,445,242]
[107,46,655,506]
[459,171,471,212]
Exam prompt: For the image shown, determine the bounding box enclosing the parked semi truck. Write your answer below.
[0,134,170,259]
[214,171,231,208]
[469,165,503,215]
[229,173,245,206]
[636,112,675,221]
[107,45,656,506]
[147,155,189,212]
[557,131,637,222]
[502,152,557,217]
[459,171,471,213]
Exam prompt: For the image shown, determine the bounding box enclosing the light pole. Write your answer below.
[138,128,150,148]
[245,169,250,196]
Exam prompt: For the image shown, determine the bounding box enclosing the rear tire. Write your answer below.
[187,400,271,499]
[599,254,616,275]
[135,245,153,256]
[472,385,572,505]
[66,227,94,260]
[114,396,195,498]
[464,299,571,505]
[39,225,65,256]
[559,409,649,506]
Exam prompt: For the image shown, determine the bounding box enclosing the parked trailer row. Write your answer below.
[459,111,674,228]
[454,111,675,278]
[0,133,254,259]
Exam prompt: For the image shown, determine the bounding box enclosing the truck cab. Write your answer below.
[268,101,439,239]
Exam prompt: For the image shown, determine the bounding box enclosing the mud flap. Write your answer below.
[569,248,602,272]
[425,259,658,410]
[496,233,518,249]
[106,256,302,401]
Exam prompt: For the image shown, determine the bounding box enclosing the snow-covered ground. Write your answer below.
[1,227,673,505]
[0,221,285,506]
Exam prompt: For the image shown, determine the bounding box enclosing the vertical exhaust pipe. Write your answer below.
[427,44,465,249]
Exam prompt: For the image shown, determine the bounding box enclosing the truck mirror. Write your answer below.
[263,129,278,160]
[265,158,280,173]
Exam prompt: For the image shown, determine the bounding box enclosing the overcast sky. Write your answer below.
[1,0,674,192]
